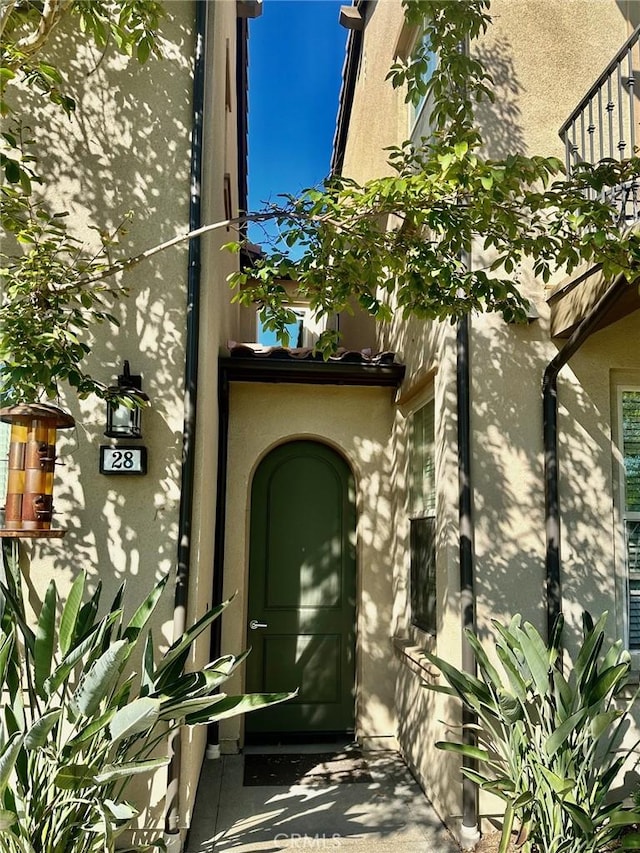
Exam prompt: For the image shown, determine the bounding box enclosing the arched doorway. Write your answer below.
[245,440,357,740]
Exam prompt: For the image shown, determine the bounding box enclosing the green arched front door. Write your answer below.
[245,441,356,738]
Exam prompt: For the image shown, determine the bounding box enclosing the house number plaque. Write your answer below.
[99,445,147,475]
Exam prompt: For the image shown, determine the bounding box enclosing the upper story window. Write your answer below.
[409,32,438,145]
[257,308,307,348]
[409,398,437,635]
[621,388,640,652]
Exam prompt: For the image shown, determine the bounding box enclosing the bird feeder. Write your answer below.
[1,403,75,537]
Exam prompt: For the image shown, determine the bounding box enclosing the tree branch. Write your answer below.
[0,0,17,40]
[14,0,66,58]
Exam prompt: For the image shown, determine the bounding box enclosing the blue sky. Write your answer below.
[247,0,347,245]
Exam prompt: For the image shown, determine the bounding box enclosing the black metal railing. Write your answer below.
[559,26,640,224]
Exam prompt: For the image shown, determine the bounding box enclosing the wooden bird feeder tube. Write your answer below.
[1,403,75,537]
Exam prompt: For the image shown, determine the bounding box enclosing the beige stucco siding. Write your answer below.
[6,1,246,838]
[220,382,399,749]
[476,0,629,159]
[336,0,640,833]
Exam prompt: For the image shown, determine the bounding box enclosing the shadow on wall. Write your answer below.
[475,35,526,158]
[617,1,640,29]
[11,7,197,617]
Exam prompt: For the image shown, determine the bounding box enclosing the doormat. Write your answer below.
[243,751,373,787]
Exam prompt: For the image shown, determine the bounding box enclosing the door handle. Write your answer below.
[249,619,268,630]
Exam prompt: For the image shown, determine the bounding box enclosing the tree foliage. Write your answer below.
[228,0,639,350]
[1,1,164,405]
[1,0,638,402]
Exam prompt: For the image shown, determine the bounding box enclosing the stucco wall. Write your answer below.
[4,1,245,838]
[220,382,399,749]
[336,0,640,834]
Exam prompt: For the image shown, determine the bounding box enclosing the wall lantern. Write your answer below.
[0,403,75,537]
[105,361,149,440]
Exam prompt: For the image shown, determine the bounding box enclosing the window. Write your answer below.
[409,32,438,144]
[409,399,436,634]
[621,389,640,651]
[257,308,306,348]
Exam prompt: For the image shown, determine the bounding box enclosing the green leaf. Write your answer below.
[434,741,491,762]
[46,611,121,695]
[586,663,629,704]
[154,597,232,681]
[0,733,23,794]
[621,833,640,849]
[0,809,17,830]
[24,708,62,749]
[136,37,151,64]
[519,621,552,696]
[64,708,117,751]
[123,574,168,643]
[93,757,169,785]
[34,580,57,696]
[454,140,468,158]
[564,801,594,835]
[103,799,137,821]
[70,640,129,718]
[545,708,588,756]
[109,697,161,742]
[0,631,15,690]
[59,571,86,655]
[184,692,294,726]
[54,763,95,790]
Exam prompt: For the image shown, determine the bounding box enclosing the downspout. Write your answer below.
[206,8,250,759]
[543,273,628,643]
[165,0,207,843]
[457,312,480,846]
[206,367,230,756]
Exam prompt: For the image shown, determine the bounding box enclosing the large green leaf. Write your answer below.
[0,808,17,830]
[621,833,640,849]
[140,629,155,697]
[154,597,232,681]
[0,581,35,654]
[589,709,621,740]
[0,732,23,794]
[93,757,169,785]
[59,571,86,656]
[64,707,117,754]
[435,740,491,762]
[34,580,57,696]
[123,574,168,643]
[544,708,588,757]
[586,663,629,705]
[538,765,575,796]
[54,763,95,790]
[184,692,294,726]
[563,801,594,835]
[24,708,62,749]
[109,698,161,742]
[159,693,229,721]
[464,629,502,688]
[45,611,121,696]
[519,621,552,696]
[155,651,252,701]
[0,631,15,691]
[74,580,103,644]
[70,640,129,718]
[575,613,607,686]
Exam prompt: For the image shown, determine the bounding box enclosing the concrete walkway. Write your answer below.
[185,747,461,852]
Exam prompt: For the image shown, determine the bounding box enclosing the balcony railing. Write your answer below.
[559,25,640,225]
